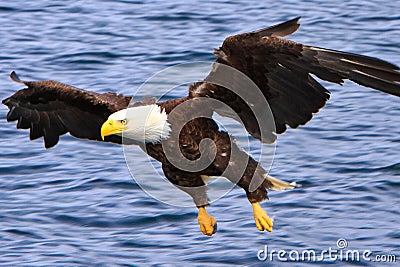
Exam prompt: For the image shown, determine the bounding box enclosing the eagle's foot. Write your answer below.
[197,206,217,236]
[252,202,273,232]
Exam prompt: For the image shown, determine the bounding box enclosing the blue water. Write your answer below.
[1,0,399,266]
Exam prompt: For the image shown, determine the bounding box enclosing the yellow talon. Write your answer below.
[252,202,273,232]
[197,206,217,236]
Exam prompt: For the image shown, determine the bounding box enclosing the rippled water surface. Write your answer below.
[0,0,399,266]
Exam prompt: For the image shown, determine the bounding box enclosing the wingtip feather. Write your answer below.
[253,16,302,38]
[10,71,24,83]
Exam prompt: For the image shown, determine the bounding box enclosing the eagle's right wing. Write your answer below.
[2,72,132,148]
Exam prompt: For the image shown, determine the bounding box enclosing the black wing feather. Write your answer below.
[251,16,301,38]
[2,72,132,148]
[192,17,400,141]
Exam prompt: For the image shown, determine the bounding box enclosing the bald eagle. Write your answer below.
[3,17,400,236]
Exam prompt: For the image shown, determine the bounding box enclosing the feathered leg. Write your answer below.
[212,132,287,232]
[162,164,217,236]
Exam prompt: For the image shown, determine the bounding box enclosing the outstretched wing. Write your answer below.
[191,17,400,141]
[2,72,131,148]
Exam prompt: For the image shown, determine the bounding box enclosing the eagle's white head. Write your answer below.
[100,104,171,143]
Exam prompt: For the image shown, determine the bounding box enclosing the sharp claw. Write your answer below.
[200,224,206,234]
[255,220,263,231]
[212,222,217,235]
[198,207,217,236]
[199,219,216,236]
[252,202,273,232]
[260,218,273,232]
[265,216,273,228]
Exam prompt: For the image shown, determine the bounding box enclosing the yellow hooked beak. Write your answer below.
[101,119,124,140]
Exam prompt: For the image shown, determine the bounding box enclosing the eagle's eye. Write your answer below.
[121,119,127,125]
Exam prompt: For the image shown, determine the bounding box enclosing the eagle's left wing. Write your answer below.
[190,17,400,142]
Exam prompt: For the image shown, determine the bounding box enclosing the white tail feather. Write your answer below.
[266,175,299,191]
